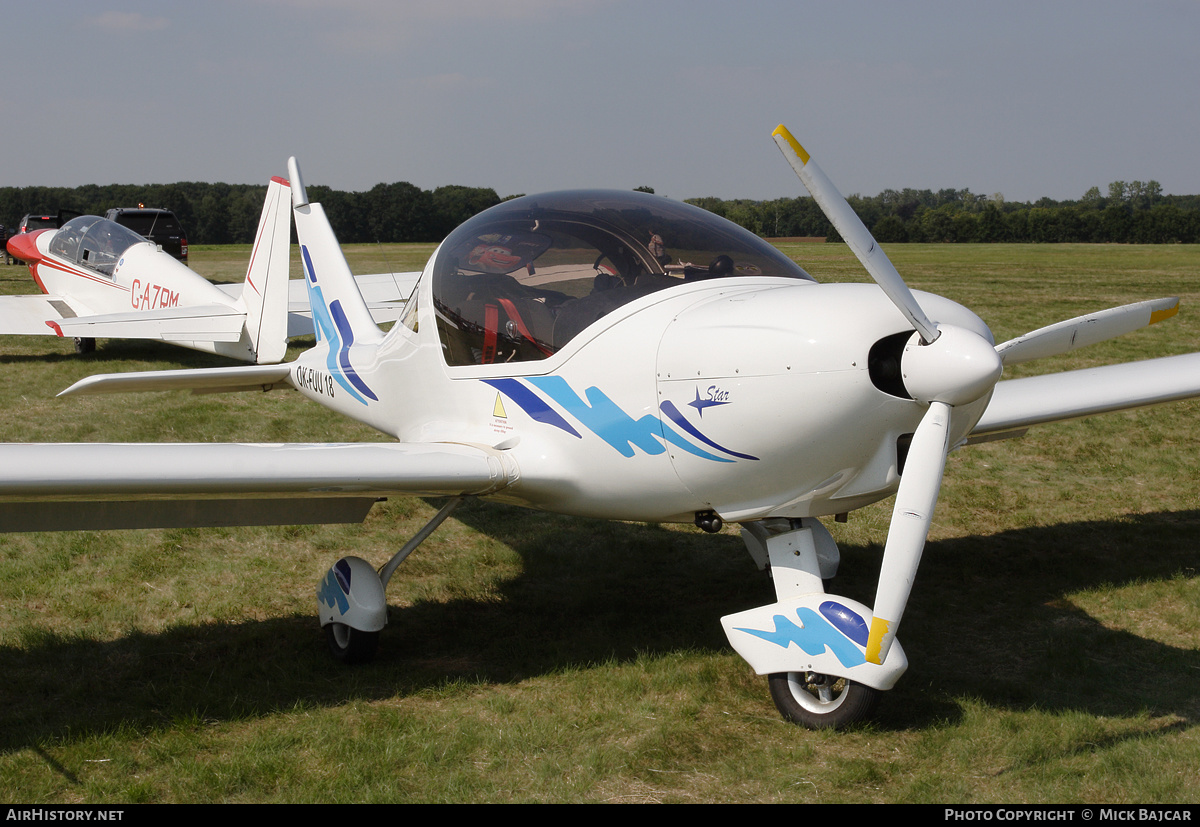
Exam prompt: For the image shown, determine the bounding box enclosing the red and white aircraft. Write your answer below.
[3,180,415,362]
[4,179,293,363]
[0,127,1197,730]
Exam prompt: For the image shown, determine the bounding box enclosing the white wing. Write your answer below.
[0,294,93,335]
[971,352,1200,440]
[0,442,518,532]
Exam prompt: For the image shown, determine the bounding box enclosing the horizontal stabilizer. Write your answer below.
[284,273,415,333]
[58,364,294,397]
[217,271,417,336]
[0,295,88,335]
[972,352,1200,438]
[49,304,246,342]
[995,297,1180,365]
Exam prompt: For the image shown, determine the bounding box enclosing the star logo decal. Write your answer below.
[687,386,731,418]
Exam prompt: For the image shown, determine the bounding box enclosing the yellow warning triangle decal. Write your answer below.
[493,393,507,418]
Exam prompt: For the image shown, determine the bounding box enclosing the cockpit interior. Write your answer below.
[432,190,814,366]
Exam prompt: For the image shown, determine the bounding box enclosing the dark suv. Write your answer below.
[11,214,61,265]
[18,213,59,234]
[103,208,188,264]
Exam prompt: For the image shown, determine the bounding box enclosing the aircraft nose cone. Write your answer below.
[901,324,1003,406]
[6,229,45,264]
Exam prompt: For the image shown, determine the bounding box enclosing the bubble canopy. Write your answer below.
[48,216,153,276]
[432,189,814,366]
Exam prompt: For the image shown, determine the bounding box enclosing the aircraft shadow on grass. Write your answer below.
[1,504,1197,751]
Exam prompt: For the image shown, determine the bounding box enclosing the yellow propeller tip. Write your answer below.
[772,125,809,165]
[1150,300,1180,325]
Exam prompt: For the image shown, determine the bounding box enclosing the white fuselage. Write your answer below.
[289,254,996,525]
[27,230,230,315]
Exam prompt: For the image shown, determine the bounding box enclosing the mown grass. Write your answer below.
[0,243,1197,803]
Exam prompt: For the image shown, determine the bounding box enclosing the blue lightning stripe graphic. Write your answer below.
[330,300,378,401]
[488,377,758,463]
[483,378,581,437]
[736,606,867,669]
[301,245,377,405]
[659,400,759,460]
[317,566,350,614]
[529,376,729,462]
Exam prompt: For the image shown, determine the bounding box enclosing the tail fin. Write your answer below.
[240,176,292,363]
[288,157,384,349]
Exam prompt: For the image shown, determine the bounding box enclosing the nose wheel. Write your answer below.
[767,671,879,730]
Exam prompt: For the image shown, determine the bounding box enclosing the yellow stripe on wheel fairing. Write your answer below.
[865,615,892,665]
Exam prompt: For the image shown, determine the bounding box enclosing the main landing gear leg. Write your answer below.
[317,497,464,664]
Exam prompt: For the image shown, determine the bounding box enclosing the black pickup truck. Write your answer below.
[104,208,188,264]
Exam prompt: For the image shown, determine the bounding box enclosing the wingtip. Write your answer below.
[57,376,90,397]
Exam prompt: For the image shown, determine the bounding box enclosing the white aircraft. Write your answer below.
[3,181,416,362]
[4,178,293,363]
[1,126,1197,730]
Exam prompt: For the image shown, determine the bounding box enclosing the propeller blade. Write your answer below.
[995,297,1180,365]
[866,400,951,665]
[772,125,940,344]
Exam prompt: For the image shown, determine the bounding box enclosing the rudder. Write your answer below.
[240,176,292,363]
[288,157,384,349]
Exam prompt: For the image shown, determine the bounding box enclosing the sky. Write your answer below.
[3,1,1198,204]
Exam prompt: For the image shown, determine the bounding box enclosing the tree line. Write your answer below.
[686,180,1200,244]
[4,177,1200,245]
[0,181,502,245]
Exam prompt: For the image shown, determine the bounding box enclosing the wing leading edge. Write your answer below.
[0,442,519,532]
[970,352,1200,440]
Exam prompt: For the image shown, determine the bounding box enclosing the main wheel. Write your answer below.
[324,623,379,665]
[768,671,879,730]
[74,337,96,354]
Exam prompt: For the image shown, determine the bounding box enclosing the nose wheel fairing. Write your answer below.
[722,593,908,692]
[721,520,908,693]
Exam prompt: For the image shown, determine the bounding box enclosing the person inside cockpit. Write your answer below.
[432,190,813,366]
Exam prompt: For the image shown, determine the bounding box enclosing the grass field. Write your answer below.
[0,242,1197,803]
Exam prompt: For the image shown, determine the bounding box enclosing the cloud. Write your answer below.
[254,0,609,52]
[87,11,169,32]
[260,0,602,20]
